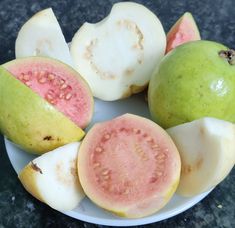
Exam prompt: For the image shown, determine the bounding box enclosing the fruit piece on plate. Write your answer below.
[4,56,94,129]
[0,57,94,154]
[78,113,181,218]
[148,40,235,128]
[19,142,85,211]
[70,2,166,101]
[167,117,235,197]
[166,12,200,53]
[15,8,73,66]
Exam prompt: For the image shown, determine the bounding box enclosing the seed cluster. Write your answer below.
[90,127,168,196]
[17,70,74,105]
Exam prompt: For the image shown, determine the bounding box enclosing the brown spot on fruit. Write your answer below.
[31,161,43,174]
[43,135,53,141]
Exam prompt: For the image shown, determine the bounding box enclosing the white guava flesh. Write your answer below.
[70,2,166,101]
[167,117,235,197]
[15,8,73,66]
[18,142,85,211]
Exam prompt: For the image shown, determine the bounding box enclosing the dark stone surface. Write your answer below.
[0,0,234,227]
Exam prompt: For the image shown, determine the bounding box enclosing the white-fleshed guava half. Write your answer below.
[70,2,166,101]
[167,117,235,197]
[18,142,85,211]
[15,8,73,66]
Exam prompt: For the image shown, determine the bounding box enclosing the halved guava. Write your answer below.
[4,56,94,129]
[166,12,200,53]
[70,2,166,101]
[78,114,181,218]
[15,8,73,66]
[19,142,85,211]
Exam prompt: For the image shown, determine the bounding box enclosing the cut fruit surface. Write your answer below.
[166,12,200,53]
[15,8,73,66]
[19,142,85,211]
[167,117,235,197]
[4,56,93,129]
[0,66,84,154]
[70,2,166,101]
[78,114,181,218]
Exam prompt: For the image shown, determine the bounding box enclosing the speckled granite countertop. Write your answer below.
[0,0,234,227]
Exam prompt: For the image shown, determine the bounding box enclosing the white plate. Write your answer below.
[5,93,212,226]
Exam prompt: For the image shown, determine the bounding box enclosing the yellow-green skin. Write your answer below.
[148,40,235,128]
[0,67,85,154]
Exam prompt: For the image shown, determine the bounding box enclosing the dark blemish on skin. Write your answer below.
[31,162,43,174]
[43,136,53,141]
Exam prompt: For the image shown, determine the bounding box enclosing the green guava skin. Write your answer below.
[0,67,85,154]
[148,40,235,129]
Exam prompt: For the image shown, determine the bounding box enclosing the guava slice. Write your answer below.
[15,8,73,66]
[167,117,235,197]
[0,66,85,154]
[166,12,200,53]
[19,142,85,211]
[70,2,166,101]
[78,114,181,218]
[4,56,93,129]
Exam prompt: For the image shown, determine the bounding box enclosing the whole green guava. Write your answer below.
[148,40,235,128]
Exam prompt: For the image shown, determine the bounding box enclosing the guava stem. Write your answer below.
[219,49,235,65]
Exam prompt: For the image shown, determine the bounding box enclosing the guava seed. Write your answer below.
[60,83,68,90]
[58,92,65,99]
[102,169,110,176]
[156,171,163,176]
[38,77,47,84]
[23,74,30,81]
[93,162,101,168]
[149,177,157,183]
[47,73,55,81]
[25,81,31,86]
[65,93,72,100]
[95,147,103,153]
[104,134,111,140]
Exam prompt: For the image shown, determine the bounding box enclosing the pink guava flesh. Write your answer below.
[166,12,200,53]
[4,57,93,129]
[79,114,181,217]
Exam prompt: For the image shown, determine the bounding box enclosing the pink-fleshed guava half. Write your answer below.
[78,113,181,218]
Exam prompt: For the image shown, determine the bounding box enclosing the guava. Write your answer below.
[167,117,235,197]
[70,2,166,101]
[0,57,93,154]
[19,142,85,211]
[166,12,200,53]
[78,114,181,218]
[148,40,235,128]
[15,8,73,67]
[4,56,93,129]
